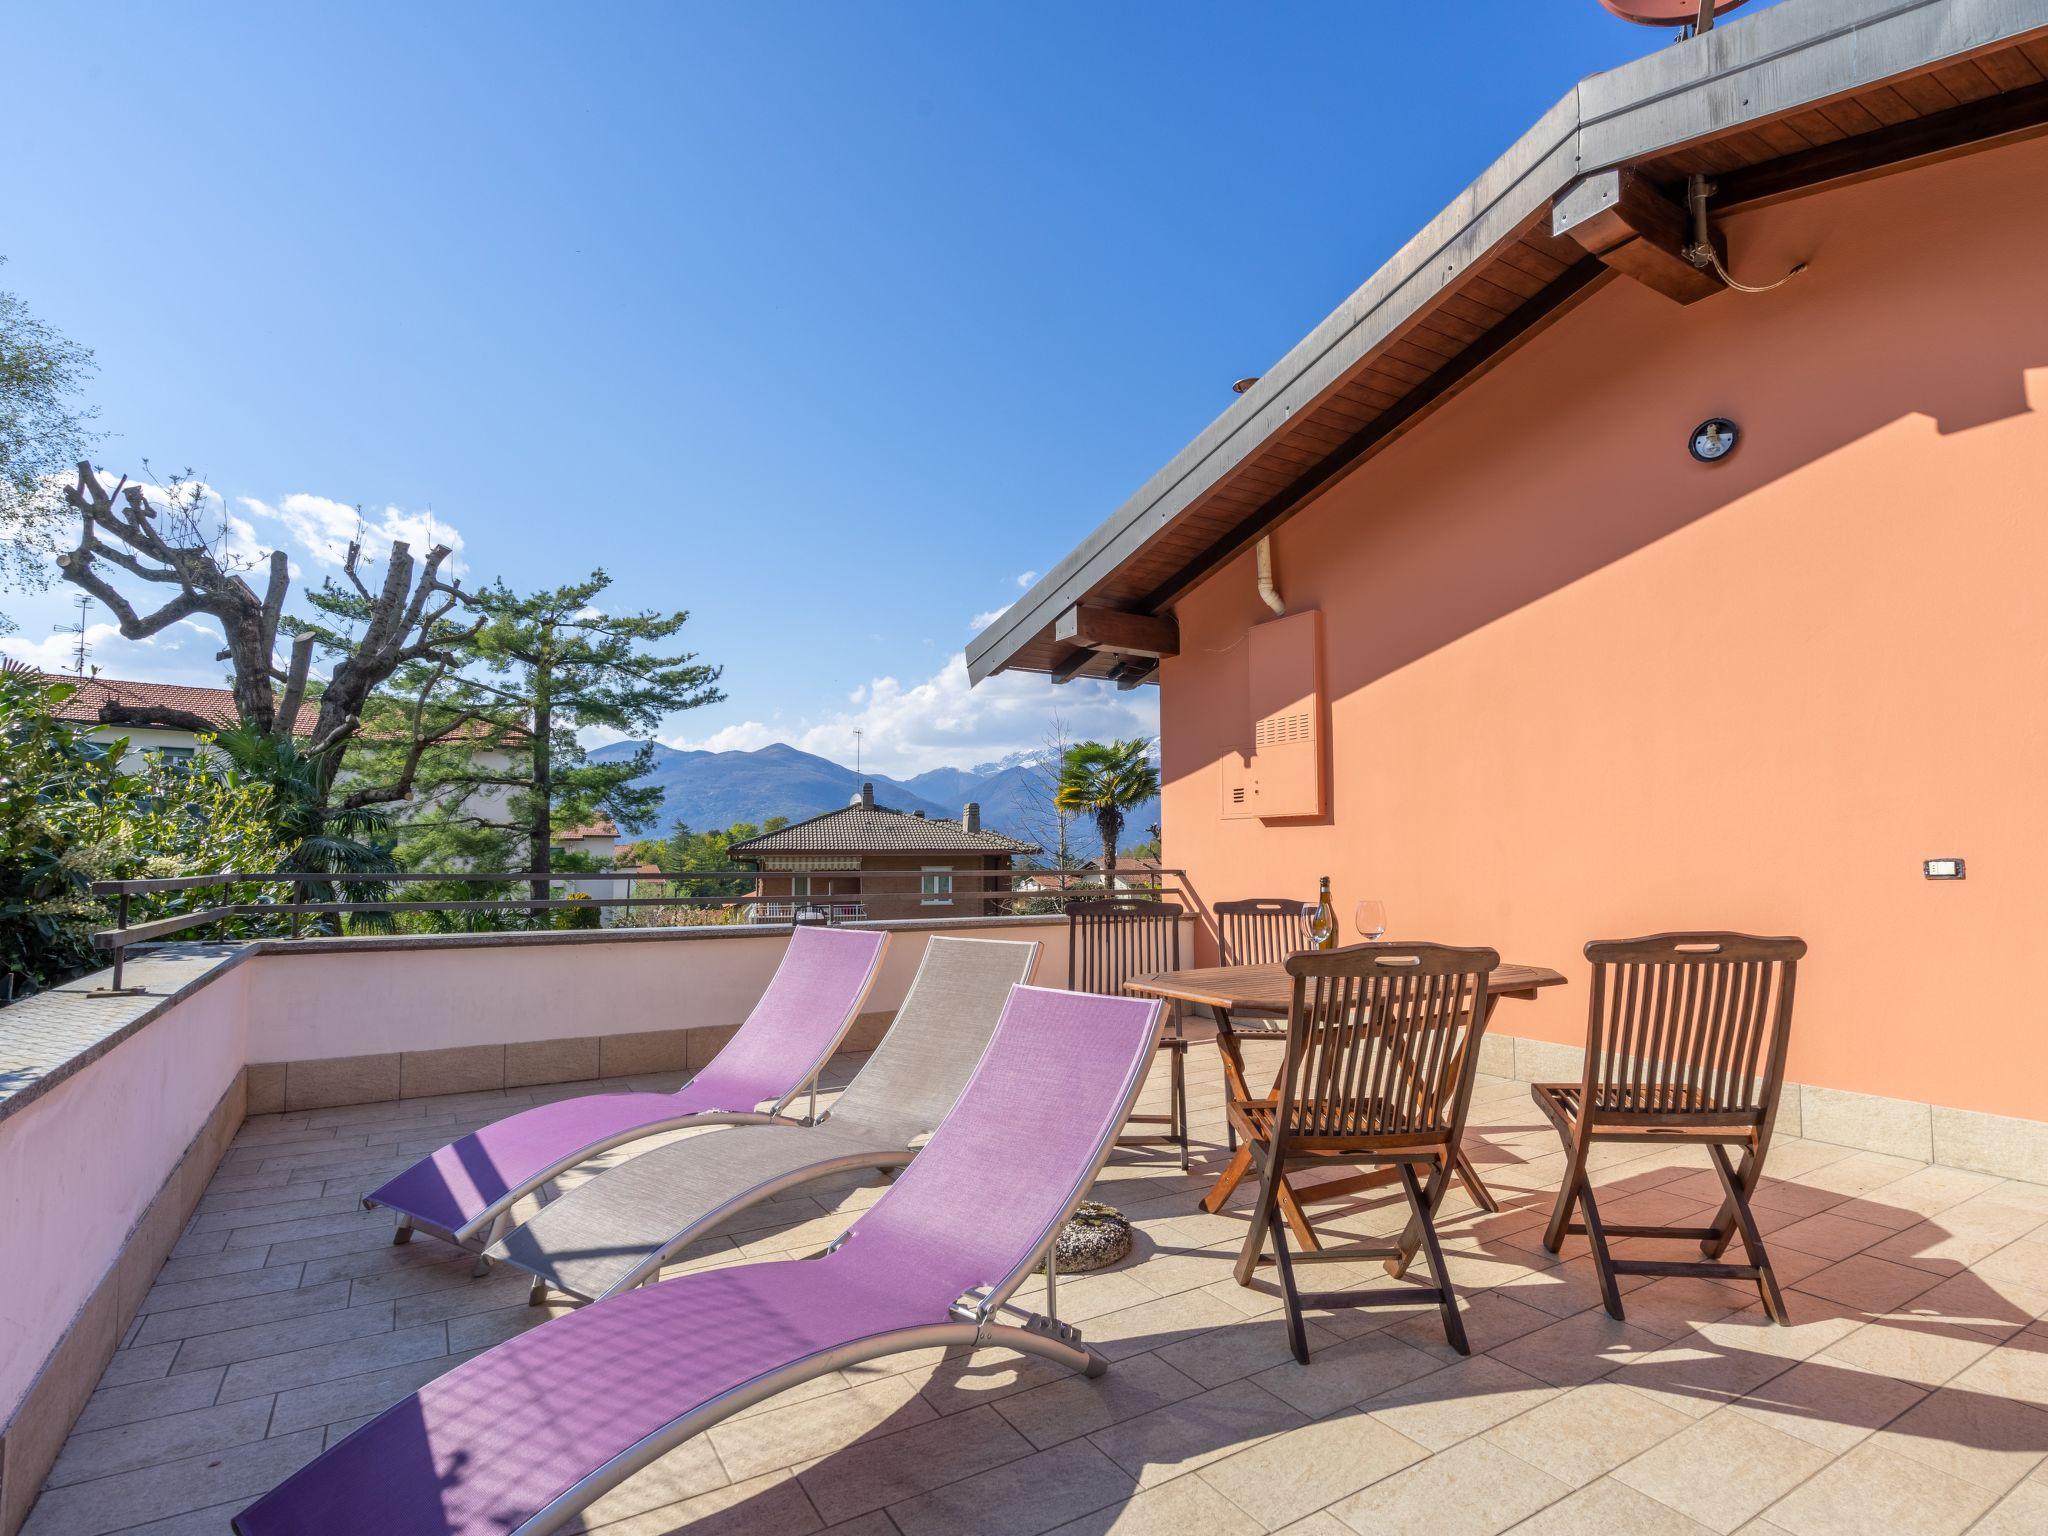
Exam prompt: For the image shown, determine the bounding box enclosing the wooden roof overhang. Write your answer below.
[967,0,2048,688]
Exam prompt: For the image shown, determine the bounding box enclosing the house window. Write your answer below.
[791,876,811,897]
[920,868,954,905]
[149,746,196,768]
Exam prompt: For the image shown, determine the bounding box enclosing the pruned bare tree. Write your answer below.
[291,529,478,787]
[56,462,478,796]
[58,465,291,729]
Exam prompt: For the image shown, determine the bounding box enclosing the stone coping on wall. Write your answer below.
[250,910,1073,956]
[0,945,252,1127]
[17,915,2034,1184]
[0,914,1089,1127]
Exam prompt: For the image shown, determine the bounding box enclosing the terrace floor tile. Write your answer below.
[1326,1437,1569,1536]
[1764,1440,1995,1536]
[27,1060,2048,1536]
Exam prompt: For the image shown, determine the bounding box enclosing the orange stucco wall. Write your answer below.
[1159,134,2048,1123]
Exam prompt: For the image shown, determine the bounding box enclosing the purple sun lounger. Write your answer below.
[234,984,1163,1536]
[361,924,888,1258]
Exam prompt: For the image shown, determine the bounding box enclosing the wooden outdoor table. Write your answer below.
[1125,959,1567,1234]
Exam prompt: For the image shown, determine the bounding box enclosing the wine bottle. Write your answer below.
[1310,875,1337,950]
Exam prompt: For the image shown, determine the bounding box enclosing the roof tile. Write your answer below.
[731,804,1039,856]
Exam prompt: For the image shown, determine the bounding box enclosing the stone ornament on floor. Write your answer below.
[1046,1201,1134,1272]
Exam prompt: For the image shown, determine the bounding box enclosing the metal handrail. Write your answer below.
[83,866,1185,992]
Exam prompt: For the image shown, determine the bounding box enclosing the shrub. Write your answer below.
[553,890,602,930]
[1,671,291,998]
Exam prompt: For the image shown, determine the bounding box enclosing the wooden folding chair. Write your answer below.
[1216,897,1316,969]
[1532,932,1806,1324]
[1068,897,1189,1170]
[1233,942,1500,1361]
[1211,898,1314,1153]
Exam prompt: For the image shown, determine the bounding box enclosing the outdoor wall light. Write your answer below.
[1689,417,1739,462]
[1924,858,1966,880]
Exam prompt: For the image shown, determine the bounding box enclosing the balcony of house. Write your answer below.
[5,867,2048,1536]
[744,899,870,924]
[12,3,2048,1531]
[0,879,1206,1536]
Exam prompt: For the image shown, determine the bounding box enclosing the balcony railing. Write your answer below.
[748,900,869,923]
[84,866,1184,991]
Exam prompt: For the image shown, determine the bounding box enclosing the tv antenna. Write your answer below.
[853,729,863,777]
[56,593,94,676]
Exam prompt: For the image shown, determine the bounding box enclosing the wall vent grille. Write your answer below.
[1254,710,1312,749]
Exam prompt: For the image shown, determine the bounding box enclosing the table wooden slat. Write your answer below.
[1125,960,1567,1013]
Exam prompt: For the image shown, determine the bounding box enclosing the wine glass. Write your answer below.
[1354,900,1387,942]
[1306,903,1336,949]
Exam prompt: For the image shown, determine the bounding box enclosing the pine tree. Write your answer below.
[344,571,722,907]
[472,573,722,902]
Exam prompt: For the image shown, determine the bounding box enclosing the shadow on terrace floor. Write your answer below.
[23,1052,2048,1536]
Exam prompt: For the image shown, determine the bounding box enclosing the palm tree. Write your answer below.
[212,726,396,930]
[1054,739,1159,882]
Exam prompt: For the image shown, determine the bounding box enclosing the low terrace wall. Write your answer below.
[0,913,1152,1533]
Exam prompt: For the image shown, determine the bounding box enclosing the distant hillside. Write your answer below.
[898,757,1055,850]
[588,741,1158,857]
[587,741,953,832]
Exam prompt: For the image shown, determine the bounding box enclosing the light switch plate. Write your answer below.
[1923,858,1966,880]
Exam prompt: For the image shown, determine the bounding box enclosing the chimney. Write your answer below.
[860,781,875,811]
[963,802,981,834]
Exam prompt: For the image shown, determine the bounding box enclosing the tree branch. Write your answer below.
[55,554,211,638]
[273,633,314,742]
[342,539,372,601]
[259,550,289,657]
[94,702,222,734]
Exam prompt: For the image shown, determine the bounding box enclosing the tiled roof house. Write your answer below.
[730,782,1039,919]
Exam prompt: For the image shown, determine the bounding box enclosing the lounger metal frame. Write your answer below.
[361,934,888,1253]
[498,936,1043,1300]
[378,1105,803,1250]
[502,997,1163,1536]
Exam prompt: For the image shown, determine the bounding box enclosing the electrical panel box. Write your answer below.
[1221,609,1325,820]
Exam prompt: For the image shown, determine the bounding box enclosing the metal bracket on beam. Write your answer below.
[1553,167,1725,305]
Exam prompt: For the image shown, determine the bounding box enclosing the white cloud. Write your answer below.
[7,474,459,694]
[659,718,780,755]
[46,473,459,588]
[1015,570,1039,589]
[1,622,127,672]
[237,493,467,577]
[83,476,289,578]
[661,650,1157,776]
[969,608,1007,632]
[1,618,229,686]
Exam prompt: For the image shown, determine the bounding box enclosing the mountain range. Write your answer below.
[587,740,1159,859]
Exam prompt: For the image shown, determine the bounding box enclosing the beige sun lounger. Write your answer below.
[487,934,1040,1300]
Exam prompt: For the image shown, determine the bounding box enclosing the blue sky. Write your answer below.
[1,2,1707,772]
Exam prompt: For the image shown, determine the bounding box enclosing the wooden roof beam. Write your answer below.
[1718,76,2048,211]
[1111,659,1159,691]
[1048,649,1094,685]
[1054,603,1179,659]
[1552,167,1726,305]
